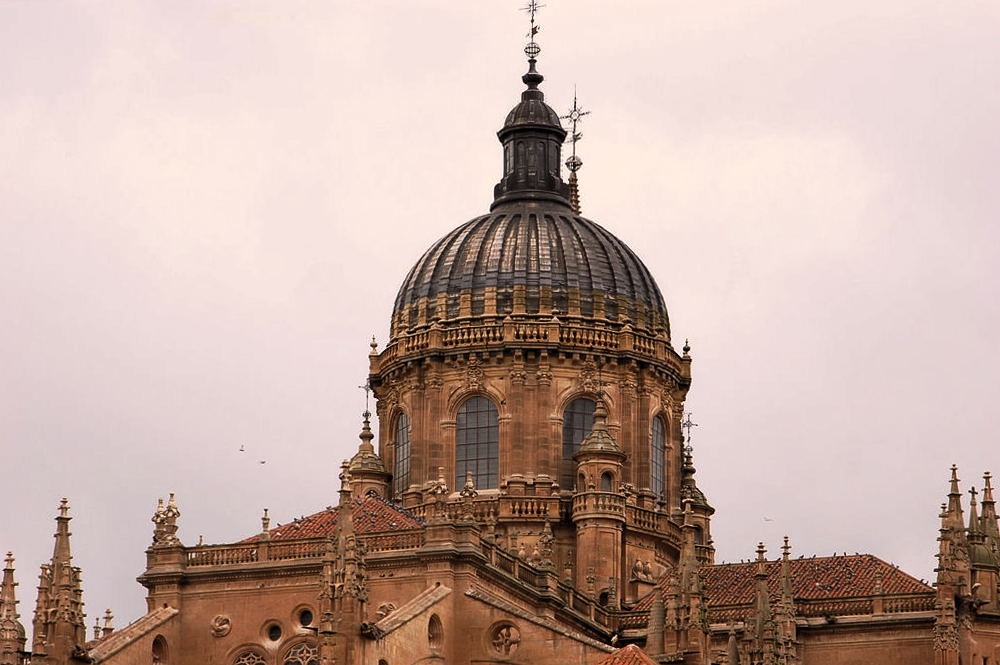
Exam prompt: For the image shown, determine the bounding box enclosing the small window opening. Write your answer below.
[600,472,613,492]
[267,624,282,642]
[428,614,444,650]
[298,609,313,627]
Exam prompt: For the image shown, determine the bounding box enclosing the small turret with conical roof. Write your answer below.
[679,443,715,564]
[0,552,26,665]
[348,410,390,500]
[571,395,626,607]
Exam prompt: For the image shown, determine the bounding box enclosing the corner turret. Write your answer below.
[347,411,390,500]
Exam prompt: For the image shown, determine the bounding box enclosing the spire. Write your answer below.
[0,553,17,620]
[52,499,72,566]
[576,396,622,455]
[968,487,982,536]
[753,543,772,623]
[945,465,965,532]
[779,536,794,602]
[0,552,26,665]
[491,2,570,210]
[981,471,999,543]
[33,499,87,665]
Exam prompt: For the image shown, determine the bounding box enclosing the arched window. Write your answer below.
[233,651,264,665]
[651,415,666,499]
[152,636,167,665]
[456,397,499,490]
[600,472,614,492]
[393,413,410,497]
[282,643,318,665]
[427,614,444,650]
[561,398,595,488]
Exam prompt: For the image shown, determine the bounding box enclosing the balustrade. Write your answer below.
[572,491,626,517]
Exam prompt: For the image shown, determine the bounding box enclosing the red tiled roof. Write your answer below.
[591,644,657,665]
[242,496,422,542]
[632,554,933,614]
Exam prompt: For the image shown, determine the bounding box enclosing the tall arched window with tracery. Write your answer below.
[393,413,410,497]
[651,415,666,499]
[561,398,596,489]
[456,397,499,489]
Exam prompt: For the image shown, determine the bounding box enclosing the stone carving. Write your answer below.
[579,360,600,392]
[466,357,485,390]
[374,602,397,620]
[932,622,959,652]
[489,623,521,656]
[630,559,654,582]
[210,615,231,637]
[151,494,181,547]
[460,471,478,521]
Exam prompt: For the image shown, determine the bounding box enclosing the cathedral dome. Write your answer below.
[389,57,670,340]
[392,210,669,335]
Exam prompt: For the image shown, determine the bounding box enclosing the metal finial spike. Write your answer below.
[681,412,699,445]
[521,1,544,60]
[358,380,372,412]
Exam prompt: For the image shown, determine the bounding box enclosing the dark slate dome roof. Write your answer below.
[392,206,669,335]
[389,57,670,339]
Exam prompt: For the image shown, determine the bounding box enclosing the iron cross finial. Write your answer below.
[561,88,591,172]
[521,1,544,60]
[358,381,371,412]
[681,412,699,444]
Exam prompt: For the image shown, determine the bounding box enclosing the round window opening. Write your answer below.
[267,624,282,642]
[489,622,521,656]
[298,609,313,627]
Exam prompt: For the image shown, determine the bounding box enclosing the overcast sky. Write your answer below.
[2,0,998,625]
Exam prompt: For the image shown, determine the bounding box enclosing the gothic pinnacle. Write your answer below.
[0,552,18,620]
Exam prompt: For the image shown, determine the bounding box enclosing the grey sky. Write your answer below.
[1,0,997,624]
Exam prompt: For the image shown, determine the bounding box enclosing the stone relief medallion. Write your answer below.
[210,615,231,637]
[488,622,520,656]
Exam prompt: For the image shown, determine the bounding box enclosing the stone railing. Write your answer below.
[376,319,678,371]
[185,530,424,568]
[442,325,504,347]
[572,491,626,519]
[882,594,936,613]
[625,504,660,532]
[186,542,264,567]
[476,534,612,629]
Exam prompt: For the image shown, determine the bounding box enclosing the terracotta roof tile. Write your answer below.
[591,644,657,665]
[242,496,422,543]
[632,554,933,617]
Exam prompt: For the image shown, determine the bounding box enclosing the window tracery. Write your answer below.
[393,413,410,497]
[233,651,265,665]
[282,642,318,665]
[651,415,666,499]
[561,398,595,488]
[456,397,499,490]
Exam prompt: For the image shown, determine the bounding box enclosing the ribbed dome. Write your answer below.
[391,206,670,337]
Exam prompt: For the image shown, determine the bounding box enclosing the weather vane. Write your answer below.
[521,0,544,60]
[561,88,590,174]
